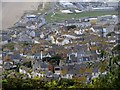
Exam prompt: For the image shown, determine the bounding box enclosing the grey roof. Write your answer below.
[32,61,48,70]
[70,55,77,62]
[77,52,85,57]
[67,69,77,75]
[35,31,40,37]
[93,25,103,30]
[2,35,11,41]
[34,53,41,59]
[83,57,90,61]
[80,64,86,68]
[18,34,32,42]
[24,46,32,51]
[46,71,53,76]
[2,52,7,57]
[40,62,48,68]
[3,62,13,70]
[92,67,99,73]
[48,51,56,56]
[12,54,21,60]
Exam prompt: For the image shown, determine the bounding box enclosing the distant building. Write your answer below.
[107,2,118,7]
[114,23,120,45]
[115,31,120,45]
[92,7,115,11]
[59,1,77,8]
[54,66,61,75]
[26,14,37,19]
[3,61,14,70]
[60,10,73,14]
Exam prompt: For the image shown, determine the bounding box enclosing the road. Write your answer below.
[37,2,56,27]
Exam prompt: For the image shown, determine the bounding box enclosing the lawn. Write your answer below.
[45,11,118,23]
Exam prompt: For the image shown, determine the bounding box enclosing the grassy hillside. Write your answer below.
[45,11,118,22]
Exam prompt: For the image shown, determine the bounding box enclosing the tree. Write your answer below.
[112,45,120,55]
[44,80,58,89]
[66,25,76,30]
[3,42,15,51]
[23,61,32,68]
[90,19,97,25]
[99,50,108,59]
[2,79,9,90]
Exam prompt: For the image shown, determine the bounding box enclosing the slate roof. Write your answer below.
[92,67,99,73]
[18,34,32,42]
[46,71,53,76]
[3,62,13,70]
[40,62,48,69]
[34,53,41,59]
[2,52,7,57]
[2,35,11,41]
[11,54,21,60]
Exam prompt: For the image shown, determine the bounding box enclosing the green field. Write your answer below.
[45,11,118,22]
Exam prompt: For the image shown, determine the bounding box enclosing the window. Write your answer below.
[55,67,60,71]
